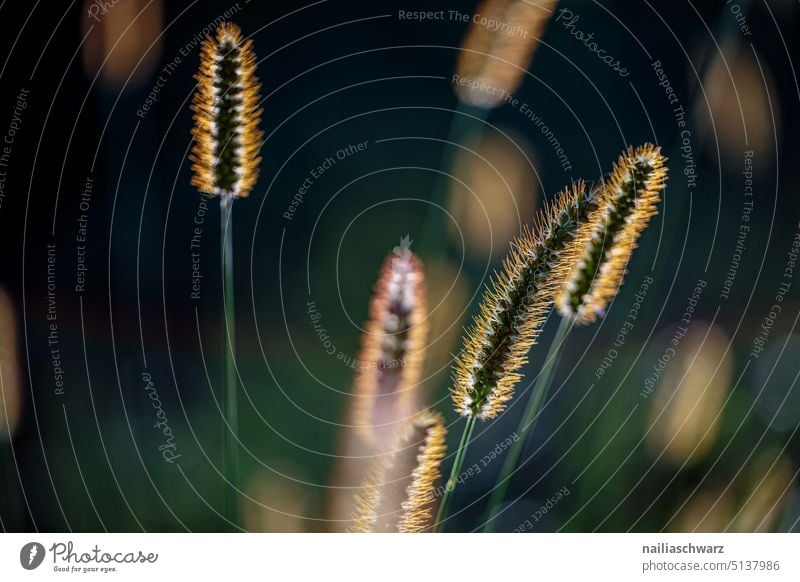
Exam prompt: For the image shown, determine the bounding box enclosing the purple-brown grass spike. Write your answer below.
[352,246,428,441]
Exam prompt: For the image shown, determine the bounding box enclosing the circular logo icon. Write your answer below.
[19,542,45,570]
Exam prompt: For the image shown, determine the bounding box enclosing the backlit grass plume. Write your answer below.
[435,181,597,532]
[188,21,264,530]
[556,144,667,324]
[483,145,668,530]
[190,22,262,198]
[456,0,559,108]
[452,181,597,421]
[352,411,447,533]
[353,244,428,441]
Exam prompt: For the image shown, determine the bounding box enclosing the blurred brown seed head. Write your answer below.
[694,44,778,171]
[646,323,733,467]
[81,0,163,88]
[328,250,429,530]
[0,287,22,440]
[448,131,538,259]
[352,250,428,442]
[456,0,559,108]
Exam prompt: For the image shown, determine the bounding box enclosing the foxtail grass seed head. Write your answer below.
[452,181,598,420]
[190,22,263,198]
[328,244,427,531]
[352,411,447,533]
[556,144,667,325]
[455,0,559,108]
[353,243,428,441]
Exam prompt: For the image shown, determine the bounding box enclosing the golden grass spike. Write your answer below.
[456,0,559,108]
[190,22,263,198]
[352,411,447,533]
[452,181,598,420]
[352,247,428,441]
[397,412,448,533]
[556,144,667,325]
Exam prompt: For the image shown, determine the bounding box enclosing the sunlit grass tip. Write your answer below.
[556,144,667,325]
[352,411,447,533]
[190,22,263,198]
[452,180,598,420]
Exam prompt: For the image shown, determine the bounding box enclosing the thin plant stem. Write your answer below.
[433,415,477,532]
[220,192,239,530]
[482,316,572,532]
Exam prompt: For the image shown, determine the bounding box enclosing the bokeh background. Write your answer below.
[1,0,800,532]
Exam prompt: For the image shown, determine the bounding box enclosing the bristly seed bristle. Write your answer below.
[190,22,263,198]
[451,181,599,420]
[352,250,428,441]
[351,411,447,533]
[556,144,668,325]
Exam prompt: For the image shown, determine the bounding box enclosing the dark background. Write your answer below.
[0,0,799,532]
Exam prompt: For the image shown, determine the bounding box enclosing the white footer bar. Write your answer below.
[1,533,797,581]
